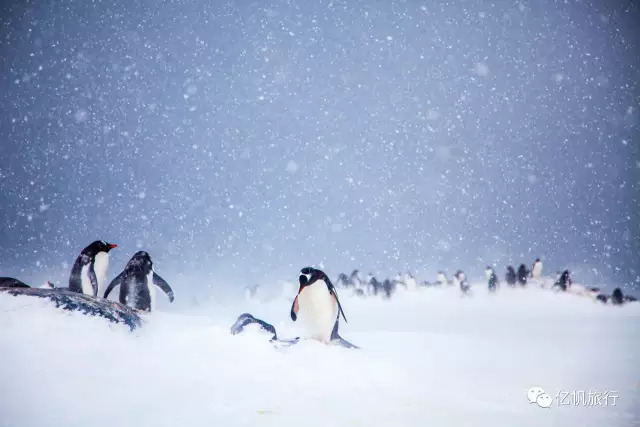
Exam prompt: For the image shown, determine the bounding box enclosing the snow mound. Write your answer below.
[0,285,638,427]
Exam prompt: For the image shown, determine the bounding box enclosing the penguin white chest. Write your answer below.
[297,281,338,342]
[532,262,543,278]
[94,252,109,295]
[80,264,93,296]
[147,270,156,310]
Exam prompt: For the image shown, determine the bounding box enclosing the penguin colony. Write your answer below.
[331,258,637,306]
[2,244,636,347]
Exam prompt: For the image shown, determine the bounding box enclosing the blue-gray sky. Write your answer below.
[1,0,638,292]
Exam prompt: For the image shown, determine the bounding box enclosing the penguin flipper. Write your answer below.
[290,295,299,321]
[328,285,347,323]
[152,272,174,302]
[88,266,99,297]
[103,272,125,299]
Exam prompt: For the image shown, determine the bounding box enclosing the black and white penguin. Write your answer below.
[454,270,470,294]
[505,266,517,286]
[290,267,348,343]
[485,266,499,292]
[335,273,350,288]
[382,279,395,298]
[517,264,529,286]
[348,269,362,288]
[552,270,572,292]
[0,277,30,288]
[531,258,543,279]
[610,288,624,305]
[40,281,55,289]
[366,274,381,296]
[68,240,117,297]
[436,271,448,286]
[393,272,407,291]
[404,272,418,291]
[103,251,174,312]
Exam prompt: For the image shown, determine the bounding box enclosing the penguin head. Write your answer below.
[298,267,328,291]
[128,251,153,272]
[83,240,118,256]
[507,266,515,273]
[455,270,465,281]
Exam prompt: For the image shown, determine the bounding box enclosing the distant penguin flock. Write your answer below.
[329,257,637,307]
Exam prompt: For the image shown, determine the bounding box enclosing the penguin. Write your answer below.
[0,277,30,288]
[366,274,381,296]
[68,240,117,297]
[610,288,624,305]
[103,251,174,312]
[505,266,517,286]
[348,269,362,289]
[517,264,529,286]
[290,267,347,343]
[485,266,499,292]
[382,279,395,298]
[531,258,543,279]
[40,281,55,289]
[436,271,448,286]
[404,272,418,291]
[453,270,470,294]
[552,270,571,292]
[335,273,350,288]
[393,272,407,291]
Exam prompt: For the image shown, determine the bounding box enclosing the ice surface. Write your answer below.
[1,284,638,427]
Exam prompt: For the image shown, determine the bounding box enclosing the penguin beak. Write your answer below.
[108,243,118,249]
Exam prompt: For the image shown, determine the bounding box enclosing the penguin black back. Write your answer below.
[104,251,174,312]
[553,270,572,292]
[611,288,624,305]
[486,267,498,292]
[505,266,517,286]
[517,264,528,286]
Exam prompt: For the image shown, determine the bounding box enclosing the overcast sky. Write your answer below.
[1,0,638,293]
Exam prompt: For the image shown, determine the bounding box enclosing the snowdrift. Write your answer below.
[1,283,638,427]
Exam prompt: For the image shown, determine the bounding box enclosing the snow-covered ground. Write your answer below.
[1,283,638,427]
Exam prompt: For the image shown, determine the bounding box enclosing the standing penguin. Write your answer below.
[516,264,529,286]
[103,251,174,312]
[505,266,517,286]
[552,270,572,292]
[290,267,348,343]
[454,270,470,294]
[486,266,499,292]
[531,258,543,279]
[436,271,448,286]
[68,240,118,297]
